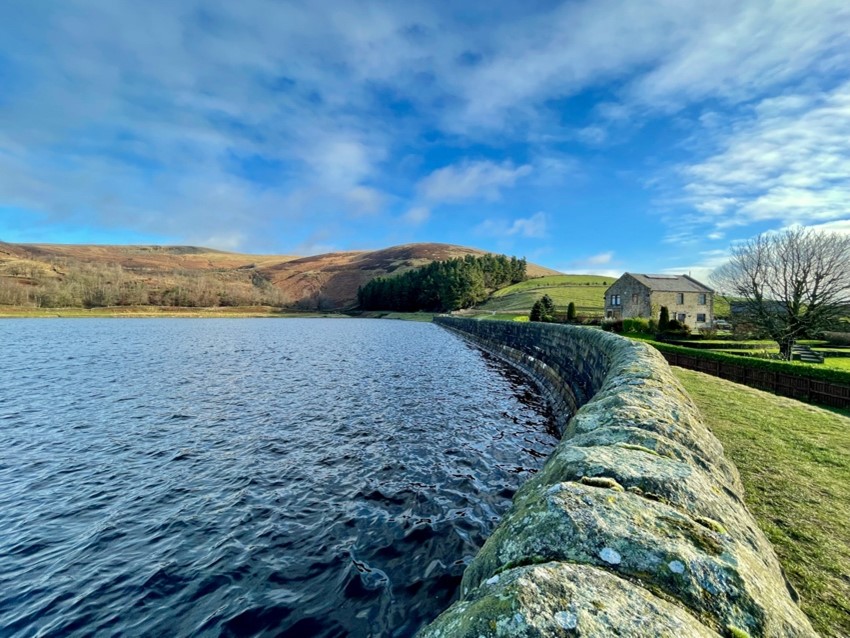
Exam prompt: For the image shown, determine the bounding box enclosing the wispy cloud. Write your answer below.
[561,251,619,277]
[475,212,548,239]
[417,160,532,203]
[401,206,430,225]
[584,251,614,265]
[0,0,848,258]
[658,81,850,241]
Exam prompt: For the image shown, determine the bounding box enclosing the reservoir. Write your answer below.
[0,319,557,637]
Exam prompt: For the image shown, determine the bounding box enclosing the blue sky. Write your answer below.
[1,1,849,278]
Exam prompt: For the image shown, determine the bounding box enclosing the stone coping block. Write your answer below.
[419,317,816,638]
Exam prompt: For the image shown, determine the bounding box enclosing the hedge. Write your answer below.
[645,340,850,386]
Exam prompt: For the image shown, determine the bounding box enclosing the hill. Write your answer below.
[0,242,559,310]
[474,274,611,318]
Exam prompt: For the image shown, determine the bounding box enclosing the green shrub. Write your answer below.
[602,319,624,333]
[622,317,652,334]
[530,294,556,322]
[648,341,850,385]
[823,331,850,346]
[659,306,670,331]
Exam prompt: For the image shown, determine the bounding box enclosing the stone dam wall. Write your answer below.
[420,317,817,638]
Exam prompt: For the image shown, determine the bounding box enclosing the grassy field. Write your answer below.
[478,275,610,315]
[674,368,850,637]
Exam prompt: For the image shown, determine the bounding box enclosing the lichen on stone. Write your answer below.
[425,318,818,638]
[598,547,622,565]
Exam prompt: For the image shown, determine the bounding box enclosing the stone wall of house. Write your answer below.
[651,290,714,327]
[419,317,816,638]
[604,275,651,319]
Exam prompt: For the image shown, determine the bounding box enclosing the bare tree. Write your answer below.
[711,227,850,359]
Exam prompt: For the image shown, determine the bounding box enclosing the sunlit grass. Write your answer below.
[480,275,609,314]
[674,368,850,636]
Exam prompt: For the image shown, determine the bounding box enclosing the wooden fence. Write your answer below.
[660,351,850,410]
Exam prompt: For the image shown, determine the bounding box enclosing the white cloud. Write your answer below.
[476,212,548,239]
[584,251,614,265]
[575,126,608,146]
[561,251,618,276]
[664,80,850,240]
[417,160,532,203]
[794,219,850,236]
[509,212,548,238]
[446,0,850,131]
[345,186,386,216]
[401,206,430,225]
[2,0,849,250]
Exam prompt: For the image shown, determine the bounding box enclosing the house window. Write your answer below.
[610,294,621,306]
[696,313,706,323]
[677,313,686,322]
[698,293,707,305]
[631,293,639,304]
[676,293,684,304]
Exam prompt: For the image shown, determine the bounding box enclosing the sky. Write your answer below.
[1,1,849,279]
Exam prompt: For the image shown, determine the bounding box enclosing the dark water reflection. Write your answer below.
[0,318,557,637]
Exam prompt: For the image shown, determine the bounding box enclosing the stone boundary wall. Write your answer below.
[420,317,817,638]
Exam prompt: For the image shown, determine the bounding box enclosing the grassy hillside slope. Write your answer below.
[0,242,560,311]
[476,274,610,316]
[674,368,850,637]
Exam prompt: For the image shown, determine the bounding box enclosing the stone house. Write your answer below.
[604,273,714,328]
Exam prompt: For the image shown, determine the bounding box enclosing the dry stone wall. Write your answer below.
[421,317,817,638]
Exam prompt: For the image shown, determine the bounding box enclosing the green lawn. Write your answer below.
[674,368,850,637]
[823,357,850,370]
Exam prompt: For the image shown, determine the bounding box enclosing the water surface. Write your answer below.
[0,318,557,637]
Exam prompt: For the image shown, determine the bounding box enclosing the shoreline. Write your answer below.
[0,306,338,319]
[0,306,438,320]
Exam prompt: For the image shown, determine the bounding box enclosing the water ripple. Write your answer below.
[0,318,557,637]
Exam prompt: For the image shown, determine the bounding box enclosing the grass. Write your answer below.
[372,311,437,322]
[477,313,529,322]
[489,274,612,296]
[479,275,609,314]
[823,358,850,370]
[673,368,850,637]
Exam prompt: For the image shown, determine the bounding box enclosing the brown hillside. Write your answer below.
[0,241,560,309]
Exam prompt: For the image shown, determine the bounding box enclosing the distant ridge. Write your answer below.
[0,241,560,310]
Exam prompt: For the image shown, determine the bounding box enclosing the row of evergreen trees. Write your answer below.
[357,254,527,312]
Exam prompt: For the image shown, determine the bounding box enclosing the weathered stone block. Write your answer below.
[423,318,816,637]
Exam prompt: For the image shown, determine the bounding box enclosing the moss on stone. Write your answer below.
[580,476,625,491]
[727,626,752,638]
[616,442,660,456]
[696,515,729,535]
[427,318,818,638]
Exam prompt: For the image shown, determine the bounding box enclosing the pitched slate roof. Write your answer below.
[626,273,713,293]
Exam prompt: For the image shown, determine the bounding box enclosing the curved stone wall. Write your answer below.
[420,317,817,638]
